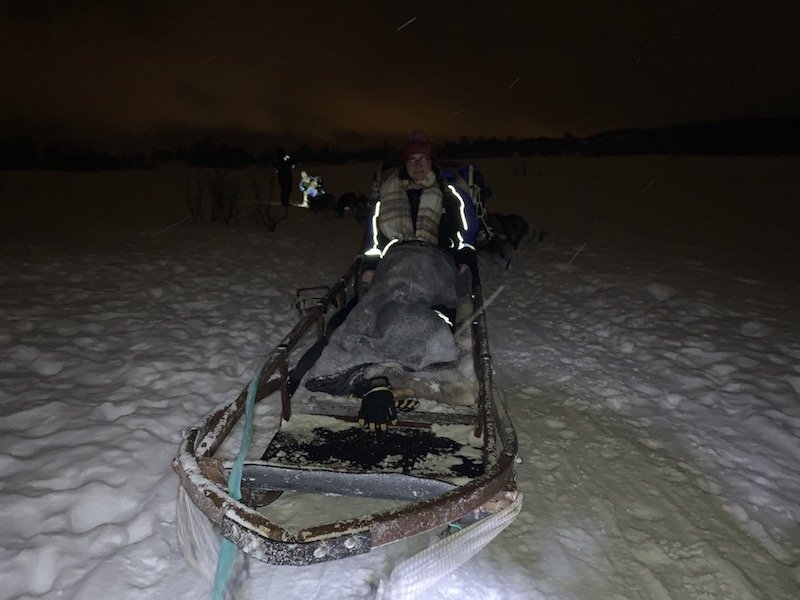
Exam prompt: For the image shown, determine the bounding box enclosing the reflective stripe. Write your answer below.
[433,309,453,327]
[447,185,469,230]
[380,238,400,258]
[448,185,476,250]
[365,200,382,255]
[456,232,475,251]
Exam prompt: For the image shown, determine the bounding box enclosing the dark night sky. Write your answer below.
[1,1,798,151]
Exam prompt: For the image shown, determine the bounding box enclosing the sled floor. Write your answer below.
[260,415,484,481]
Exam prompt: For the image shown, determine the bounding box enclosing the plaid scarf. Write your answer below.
[378,170,443,246]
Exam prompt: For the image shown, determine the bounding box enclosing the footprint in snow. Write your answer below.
[646,283,677,301]
[740,320,769,338]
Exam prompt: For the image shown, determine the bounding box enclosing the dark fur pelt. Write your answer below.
[336,192,369,222]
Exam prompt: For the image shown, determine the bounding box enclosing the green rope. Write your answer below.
[211,358,265,600]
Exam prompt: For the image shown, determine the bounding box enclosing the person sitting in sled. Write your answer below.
[302,131,480,431]
[298,170,323,208]
[361,130,479,289]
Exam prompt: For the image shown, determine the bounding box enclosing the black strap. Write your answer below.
[287,297,358,396]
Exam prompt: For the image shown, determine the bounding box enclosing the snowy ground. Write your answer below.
[1,159,799,599]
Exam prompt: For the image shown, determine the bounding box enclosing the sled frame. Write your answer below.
[173,207,518,568]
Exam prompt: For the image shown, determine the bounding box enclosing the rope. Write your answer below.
[477,207,495,245]
[211,358,265,600]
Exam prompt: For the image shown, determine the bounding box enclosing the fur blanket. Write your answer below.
[304,244,460,395]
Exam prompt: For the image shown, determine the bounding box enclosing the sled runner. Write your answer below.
[172,163,520,582]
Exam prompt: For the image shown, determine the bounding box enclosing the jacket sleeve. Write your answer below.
[444,183,479,268]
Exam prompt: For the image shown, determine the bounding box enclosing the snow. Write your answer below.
[1,158,799,599]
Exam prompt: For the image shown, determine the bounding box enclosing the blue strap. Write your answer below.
[211,358,265,599]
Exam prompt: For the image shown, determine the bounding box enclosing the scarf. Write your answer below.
[378,170,443,246]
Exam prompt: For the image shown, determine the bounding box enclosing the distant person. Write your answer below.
[272,147,295,207]
[298,170,323,208]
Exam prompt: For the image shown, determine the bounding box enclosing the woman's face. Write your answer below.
[406,154,433,182]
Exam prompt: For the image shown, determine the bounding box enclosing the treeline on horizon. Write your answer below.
[1,116,797,171]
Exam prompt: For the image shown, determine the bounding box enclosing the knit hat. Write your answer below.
[401,129,436,163]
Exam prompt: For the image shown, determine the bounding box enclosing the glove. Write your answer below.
[393,387,418,411]
[396,396,419,411]
[455,247,477,272]
[357,388,397,431]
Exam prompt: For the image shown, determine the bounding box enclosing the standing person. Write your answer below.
[361,130,479,285]
[272,147,295,207]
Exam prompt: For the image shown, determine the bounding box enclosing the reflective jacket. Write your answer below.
[363,170,478,270]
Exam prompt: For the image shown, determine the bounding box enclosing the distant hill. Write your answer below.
[1,117,797,170]
[580,116,800,156]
